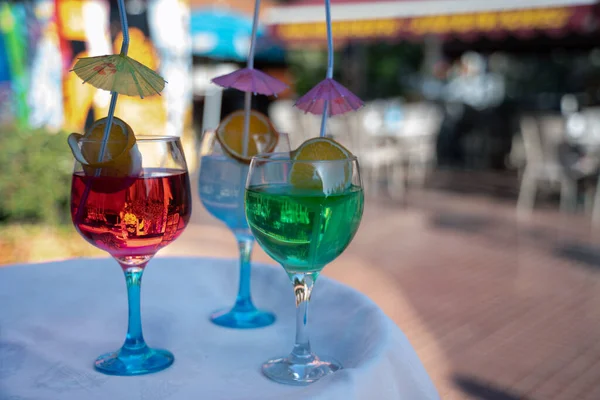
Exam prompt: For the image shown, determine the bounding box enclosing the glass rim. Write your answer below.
[76,135,181,143]
[202,129,290,137]
[251,151,359,164]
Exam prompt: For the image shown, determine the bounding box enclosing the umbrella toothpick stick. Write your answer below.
[319,0,334,138]
[242,0,262,156]
[243,90,252,156]
[76,0,130,222]
[294,0,362,124]
[98,0,130,164]
[247,0,259,73]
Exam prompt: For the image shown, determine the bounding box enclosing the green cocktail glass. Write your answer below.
[245,150,364,385]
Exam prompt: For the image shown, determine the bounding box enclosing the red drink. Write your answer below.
[71,168,192,258]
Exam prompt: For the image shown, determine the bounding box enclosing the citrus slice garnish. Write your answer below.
[289,137,354,192]
[68,116,142,178]
[215,110,279,163]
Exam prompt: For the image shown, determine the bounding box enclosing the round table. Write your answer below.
[0,257,439,400]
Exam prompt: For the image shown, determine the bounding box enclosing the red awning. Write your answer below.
[265,0,599,45]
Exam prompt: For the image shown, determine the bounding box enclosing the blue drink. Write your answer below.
[198,155,249,232]
[198,154,275,328]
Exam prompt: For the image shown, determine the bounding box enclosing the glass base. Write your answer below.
[94,347,174,376]
[262,355,342,385]
[210,308,276,329]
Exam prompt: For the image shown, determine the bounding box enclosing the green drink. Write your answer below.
[245,183,364,273]
[246,140,365,385]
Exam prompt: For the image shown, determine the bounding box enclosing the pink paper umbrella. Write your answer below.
[211,67,288,96]
[295,77,363,117]
[295,0,364,137]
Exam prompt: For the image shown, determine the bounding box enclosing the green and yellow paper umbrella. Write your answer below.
[69,0,166,218]
[71,53,165,99]
[69,0,166,167]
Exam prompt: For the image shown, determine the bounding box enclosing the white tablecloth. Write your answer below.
[0,257,439,400]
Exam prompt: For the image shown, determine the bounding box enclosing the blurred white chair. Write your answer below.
[581,106,600,147]
[394,102,443,187]
[517,115,576,213]
[270,99,407,200]
[352,104,406,200]
[269,100,304,148]
[269,100,295,132]
[579,107,600,223]
[298,112,323,141]
[507,133,526,176]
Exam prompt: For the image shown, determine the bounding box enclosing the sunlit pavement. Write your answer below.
[163,177,600,400]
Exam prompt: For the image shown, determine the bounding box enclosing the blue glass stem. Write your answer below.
[122,266,148,355]
[289,272,317,364]
[232,236,256,313]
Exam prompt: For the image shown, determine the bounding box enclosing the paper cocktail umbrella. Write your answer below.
[295,78,363,117]
[72,53,166,99]
[212,67,287,96]
[295,0,363,137]
[210,0,288,156]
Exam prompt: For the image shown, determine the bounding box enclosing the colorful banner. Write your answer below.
[56,0,112,133]
[0,0,193,148]
[56,0,88,41]
[27,0,63,130]
[0,23,8,84]
[0,2,29,127]
[56,0,192,145]
[91,1,167,136]
[148,0,194,140]
[0,30,11,124]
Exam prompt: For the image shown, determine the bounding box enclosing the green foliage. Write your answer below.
[288,42,424,101]
[365,42,424,100]
[288,50,329,96]
[0,125,72,224]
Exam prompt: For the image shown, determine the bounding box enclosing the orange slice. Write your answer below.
[289,137,354,192]
[215,110,279,163]
[68,116,142,178]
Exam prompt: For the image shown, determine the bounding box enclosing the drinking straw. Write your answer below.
[76,0,129,221]
[242,0,261,156]
[97,0,130,163]
[319,0,333,138]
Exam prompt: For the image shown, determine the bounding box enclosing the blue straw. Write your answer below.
[319,0,333,138]
[325,0,333,80]
[247,0,260,70]
[76,0,130,220]
[242,0,261,155]
[118,0,130,56]
[97,0,130,164]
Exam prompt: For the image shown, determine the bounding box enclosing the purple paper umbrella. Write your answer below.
[295,78,363,117]
[209,0,288,156]
[211,67,288,96]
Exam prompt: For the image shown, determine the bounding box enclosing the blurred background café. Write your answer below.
[2,0,600,398]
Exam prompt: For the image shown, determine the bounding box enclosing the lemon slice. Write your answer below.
[289,137,354,192]
[215,110,279,163]
[68,116,142,178]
